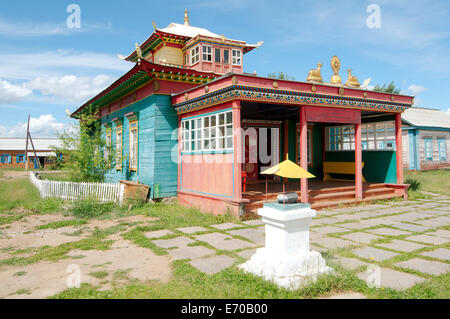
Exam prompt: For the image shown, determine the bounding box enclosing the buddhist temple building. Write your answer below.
[72,11,414,217]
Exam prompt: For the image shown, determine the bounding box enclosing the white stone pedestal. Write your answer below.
[239,203,333,290]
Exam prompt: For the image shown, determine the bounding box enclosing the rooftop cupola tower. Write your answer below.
[184,9,190,26]
[122,10,263,75]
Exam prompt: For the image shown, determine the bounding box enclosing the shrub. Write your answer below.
[71,199,113,219]
[405,178,421,191]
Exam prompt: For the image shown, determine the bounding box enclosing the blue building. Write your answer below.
[402,107,450,171]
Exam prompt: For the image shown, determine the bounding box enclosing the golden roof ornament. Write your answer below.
[135,43,143,63]
[306,62,323,83]
[345,69,360,87]
[184,9,190,26]
[330,55,342,84]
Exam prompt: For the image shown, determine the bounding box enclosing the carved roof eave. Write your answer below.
[173,85,412,115]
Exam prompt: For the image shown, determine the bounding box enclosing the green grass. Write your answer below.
[405,168,450,196]
[14,271,27,276]
[0,237,113,267]
[89,271,109,279]
[0,178,63,215]
[37,219,87,230]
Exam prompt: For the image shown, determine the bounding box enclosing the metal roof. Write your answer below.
[0,138,62,151]
[402,107,450,129]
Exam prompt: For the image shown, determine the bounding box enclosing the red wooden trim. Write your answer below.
[306,106,361,124]
[355,122,363,200]
[299,106,308,203]
[233,101,243,200]
[395,113,404,184]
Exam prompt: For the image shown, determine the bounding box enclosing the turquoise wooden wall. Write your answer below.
[101,94,178,198]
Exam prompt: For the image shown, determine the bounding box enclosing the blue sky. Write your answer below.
[1,0,449,137]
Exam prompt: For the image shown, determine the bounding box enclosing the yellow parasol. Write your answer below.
[260,154,315,203]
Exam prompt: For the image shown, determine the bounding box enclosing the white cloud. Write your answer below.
[27,74,115,103]
[0,18,112,37]
[0,114,66,138]
[0,79,32,104]
[0,49,130,80]
[407,84,427,96]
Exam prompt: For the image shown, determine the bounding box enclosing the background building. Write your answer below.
[0,137,61,169]
[402,107,450,171]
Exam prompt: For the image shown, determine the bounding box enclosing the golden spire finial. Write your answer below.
[184,9,190,26]
[330,55,342,84]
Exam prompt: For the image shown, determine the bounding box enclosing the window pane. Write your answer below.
[226,137,233,148]
[215,48,220,63]
[219,113,225,125]
[226,112,232,124]
[224,50,229,64]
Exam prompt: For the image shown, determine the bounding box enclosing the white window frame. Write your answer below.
[182,110,233,152]
[129,121,138,171]
[424,137,433,161]
[297,127,313,165]
[191,46,199,65]
[232,49,241,65]
[202,45,212,62]
[438,138,447,160]
[115,126,123,170]
[326,121,396,151]
[184,52,190,66]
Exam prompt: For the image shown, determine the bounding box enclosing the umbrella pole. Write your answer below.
[283,178,286,206]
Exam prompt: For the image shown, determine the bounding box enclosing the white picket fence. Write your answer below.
[30,171,122,203]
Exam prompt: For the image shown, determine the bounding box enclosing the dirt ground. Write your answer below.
[0,212,172,299]
[0,171,30,181]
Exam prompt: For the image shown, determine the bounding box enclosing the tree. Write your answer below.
[53,112,114,182]
[373,81,400,94]
[267,72,295,81]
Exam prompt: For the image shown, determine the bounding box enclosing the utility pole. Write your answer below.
[25,115,30,170]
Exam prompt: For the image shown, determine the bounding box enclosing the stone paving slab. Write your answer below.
[237,249,257,260]
[314,217,339,224]
[168,245,216,260]
[338,222,370,230]
[341,232,382,244]
[317,210,340,216]
[379,206,415,214]
[418,216,450,227]
[334,256,369,270]
[360,218,397,226]
[422,210,450,216]
[195,233,256,251]
[357,267,426,291]
[367,227,411,237]
[416,202,445,209]
[228,228,265,245]
[358,211,388,219]
[406,234,449,245]
[144,229,174,239]
[242,219,264,226]
[387,212,432,222]
[390,223,430,232]
[176,226,209,234]
[210,223,244,230]
[189,255,236,274]
[310,231,325,240]
[313,225,349,234]
[312,237,355,249]
[395,258,450,275]
[353,246,399,261]
[420,248,450,261]
[376,239,427,252]
[428,229,450,239]
[152,236,194,249]
[333,214,358,221]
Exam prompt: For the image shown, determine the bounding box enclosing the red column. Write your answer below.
[233,100,243,200]
[299,106,308,203]
[355,122,363,200]
[395,112,404,184]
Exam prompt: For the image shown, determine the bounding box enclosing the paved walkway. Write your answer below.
[145,194,450,294]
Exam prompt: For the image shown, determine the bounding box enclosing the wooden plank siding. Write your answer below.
[102,94,178,198]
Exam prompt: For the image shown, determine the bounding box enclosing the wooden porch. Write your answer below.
[242,180,404,214]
